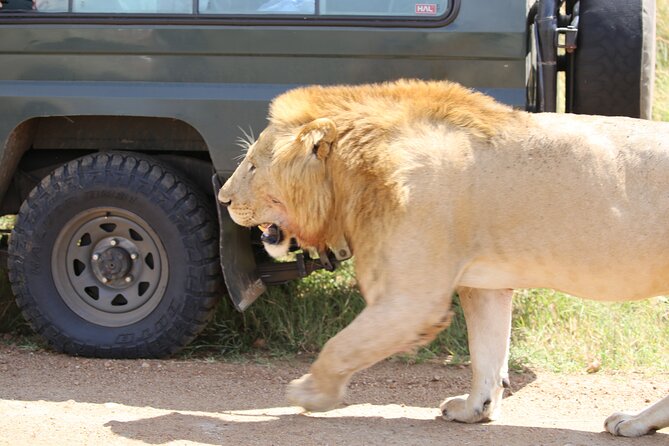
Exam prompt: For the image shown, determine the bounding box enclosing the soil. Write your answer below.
[0,344,666,446]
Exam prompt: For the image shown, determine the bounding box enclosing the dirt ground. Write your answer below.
[0,345,666,446]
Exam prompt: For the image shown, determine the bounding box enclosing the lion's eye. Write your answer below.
[248,163,256,173]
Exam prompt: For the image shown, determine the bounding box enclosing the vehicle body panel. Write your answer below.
[0,0,527,181]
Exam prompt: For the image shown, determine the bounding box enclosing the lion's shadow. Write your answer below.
[104,410,668,446]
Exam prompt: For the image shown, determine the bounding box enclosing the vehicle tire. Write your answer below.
[8,151,221,358]
[570,0,655,118]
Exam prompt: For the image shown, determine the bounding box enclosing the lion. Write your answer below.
[218,79,669,437]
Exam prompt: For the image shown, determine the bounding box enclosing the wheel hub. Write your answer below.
[90,237,142,289]
[52,209,167,327]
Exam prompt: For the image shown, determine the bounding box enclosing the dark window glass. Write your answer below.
[200,0,449,17]
[73,0,192,13]
[3,0,449,17]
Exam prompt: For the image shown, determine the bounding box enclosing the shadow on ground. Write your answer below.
[2,346,667,445]
[104,409,668,446]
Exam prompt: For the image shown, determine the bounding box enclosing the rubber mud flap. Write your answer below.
[212,174,266,311]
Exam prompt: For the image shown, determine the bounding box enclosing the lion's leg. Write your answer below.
[605,395,669,437]
[287,285,456,412]
[441,287,513,423]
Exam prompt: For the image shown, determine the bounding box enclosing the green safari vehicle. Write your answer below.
[0,0,656,357]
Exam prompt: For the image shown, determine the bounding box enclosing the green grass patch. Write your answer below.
[185,261,473,364]
[183,262,669,373]
[511,290,669,373]
[183,261,365,357]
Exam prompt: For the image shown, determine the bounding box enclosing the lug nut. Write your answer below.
[92,253,100,261]
[130,253,138,260]
[110,239,118,247]
[101,277,108,284]
[124,276,133,283]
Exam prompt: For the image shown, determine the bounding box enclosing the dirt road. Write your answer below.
[0,345,666,446]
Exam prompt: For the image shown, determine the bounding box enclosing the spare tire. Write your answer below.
[570,0,655,118]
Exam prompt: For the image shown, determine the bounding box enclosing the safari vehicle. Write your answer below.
[0,0,655,358]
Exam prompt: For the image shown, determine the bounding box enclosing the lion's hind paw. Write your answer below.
[440,394,498,424]
[286,373,343,412]
[605,412,655,437]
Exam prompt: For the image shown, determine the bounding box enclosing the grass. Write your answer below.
[1,9,669,373]
[184,262,366,356]
[511,290,668,373]
[181,262,668,373]
[183,261,473,364]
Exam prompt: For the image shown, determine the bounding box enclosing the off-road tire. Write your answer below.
[570,0,655,118]
[8,151,221,358]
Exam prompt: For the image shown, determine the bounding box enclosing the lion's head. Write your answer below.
[218,117,339,253]
[220,79,514,260]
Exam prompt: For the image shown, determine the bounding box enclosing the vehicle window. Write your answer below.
[36,0,67,12]
[199,0,449,17]
[198,0,313,14]
[73,0,191,13]
[3,0,450,17]
[321,0,447,16]
[0,0,33,10]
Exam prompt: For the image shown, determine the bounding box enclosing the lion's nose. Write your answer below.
[218,188,232,207]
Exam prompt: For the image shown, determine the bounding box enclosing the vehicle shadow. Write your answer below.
[103,410,669,446]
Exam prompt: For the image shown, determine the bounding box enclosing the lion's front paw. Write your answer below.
[286,373,344,412]
[605,412,654,437]
[440,394,498,423]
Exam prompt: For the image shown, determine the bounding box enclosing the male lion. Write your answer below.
[218,79,669,437]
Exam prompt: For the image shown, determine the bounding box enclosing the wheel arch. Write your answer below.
[0,115,217,215]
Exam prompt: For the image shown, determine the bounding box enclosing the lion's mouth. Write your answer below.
[259,223,284,245]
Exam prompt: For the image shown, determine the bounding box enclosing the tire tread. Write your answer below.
[8,151,222,359]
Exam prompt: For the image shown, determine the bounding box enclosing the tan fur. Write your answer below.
[218,79,669,436]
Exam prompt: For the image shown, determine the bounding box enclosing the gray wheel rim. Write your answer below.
[52,207,169,327]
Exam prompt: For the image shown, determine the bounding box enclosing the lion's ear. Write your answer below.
[298,118,337,161]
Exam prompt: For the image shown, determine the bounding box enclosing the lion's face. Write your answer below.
[218,126,287,229]
[218,118,338,249]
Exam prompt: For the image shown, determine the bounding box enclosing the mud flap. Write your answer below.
[212,174,266,311]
